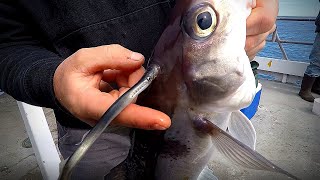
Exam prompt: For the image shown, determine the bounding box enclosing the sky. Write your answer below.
[278,0,319,17]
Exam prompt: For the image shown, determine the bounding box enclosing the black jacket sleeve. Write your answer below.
[0,1,63,109]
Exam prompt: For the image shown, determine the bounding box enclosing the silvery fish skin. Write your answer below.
[145,0,255,179]
[140,0,299,180]
[150,0,256,113]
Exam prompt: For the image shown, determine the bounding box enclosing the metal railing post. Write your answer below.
[265,16,315,83]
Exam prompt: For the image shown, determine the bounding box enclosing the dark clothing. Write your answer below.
[317,1,320,32]
[0,0,172,128]
[316,11,320,33]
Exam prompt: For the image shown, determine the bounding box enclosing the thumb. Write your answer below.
[72,44,145,74]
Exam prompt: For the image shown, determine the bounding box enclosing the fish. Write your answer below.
[107,0,299,179]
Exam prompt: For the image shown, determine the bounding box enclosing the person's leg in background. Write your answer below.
[299,33,320,102]
[312,77,320,94]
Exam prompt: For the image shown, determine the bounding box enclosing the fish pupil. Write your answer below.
[197,12,212,30]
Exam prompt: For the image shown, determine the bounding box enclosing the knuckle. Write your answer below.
[104,44,122,60]
[127,117,139,128]
[73,48,89,64]
[105,44,129,60]
[258,41,266,51]
[75,48,88,58]
[248,42,255,51]
[113,44,122,49]
[103,45,112,57]
[247,51,254,59]
[261,40,267,48]
[108,44,123,53]
[260,15,276,32]
[246,38,256,51]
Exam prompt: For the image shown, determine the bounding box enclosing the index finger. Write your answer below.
[246,0,278,35]
[73,44,145,74]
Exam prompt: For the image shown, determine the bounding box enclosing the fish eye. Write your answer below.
[182,3,218,40]
[197,12,212,30]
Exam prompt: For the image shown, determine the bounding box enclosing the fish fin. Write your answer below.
[209,121,300,180]
[228,111,256,150]
[197,166,218,180]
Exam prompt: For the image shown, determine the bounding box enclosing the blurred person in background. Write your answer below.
[299,9,320,102]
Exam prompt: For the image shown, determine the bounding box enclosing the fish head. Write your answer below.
[151,0,257,112]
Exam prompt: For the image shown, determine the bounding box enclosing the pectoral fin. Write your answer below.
[228,111,256,149]
[197,166,218,180]
[207,120,299,180]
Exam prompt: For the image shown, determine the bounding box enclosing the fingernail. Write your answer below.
[153,124,167,130]
[130,52,144,61]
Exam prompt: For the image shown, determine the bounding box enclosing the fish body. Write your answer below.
[139,0,299,180]
[108,0,299,179]
[143,1,256,179]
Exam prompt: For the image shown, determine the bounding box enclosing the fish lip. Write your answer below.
[195,78,227,92]
[194,59,245,79]
[189,69,246,91]
[194,73,256,113]
[185,70,246,104]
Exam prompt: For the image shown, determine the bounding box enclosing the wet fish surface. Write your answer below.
[107,0,299,179]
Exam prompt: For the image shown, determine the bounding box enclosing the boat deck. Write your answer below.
[0,79,319,179]
[210,80,320,180]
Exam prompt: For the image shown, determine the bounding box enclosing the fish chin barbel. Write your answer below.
[59,63,161,180]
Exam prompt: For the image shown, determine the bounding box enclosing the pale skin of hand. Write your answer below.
[245,0,279,60]
[53,45,170,130]
[53,0,279,130]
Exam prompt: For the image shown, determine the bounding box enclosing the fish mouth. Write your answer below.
[183,57,248,104]
[186,73,245,104]
[195,79,227,92]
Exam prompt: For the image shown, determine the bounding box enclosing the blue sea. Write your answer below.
[257,20,317,62]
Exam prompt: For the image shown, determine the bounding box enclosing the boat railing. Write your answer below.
[256,16,315,83]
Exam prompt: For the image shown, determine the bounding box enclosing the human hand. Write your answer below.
[245,0,278,60]
[53,44,171,130]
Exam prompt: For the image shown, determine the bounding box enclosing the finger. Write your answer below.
[245,33,267,52]
[80,89,171,130]
[128,67,145,87]
[270,24,277,34]
[115,104,171,130]
[251,0,257,8]
[99,81,113,92]
[117,87,138,103]
[247,40,266,60]
[245,24,275,57]
[116,67,145,87]
[72,44,145,73]
[246,0,278,36]
[102,69,121,83]
[102,65,145,88]
[102,62,145,87]
[245,28,270,52]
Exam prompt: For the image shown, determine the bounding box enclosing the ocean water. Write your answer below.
[259,0,319,62]
[257,20,317,62]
